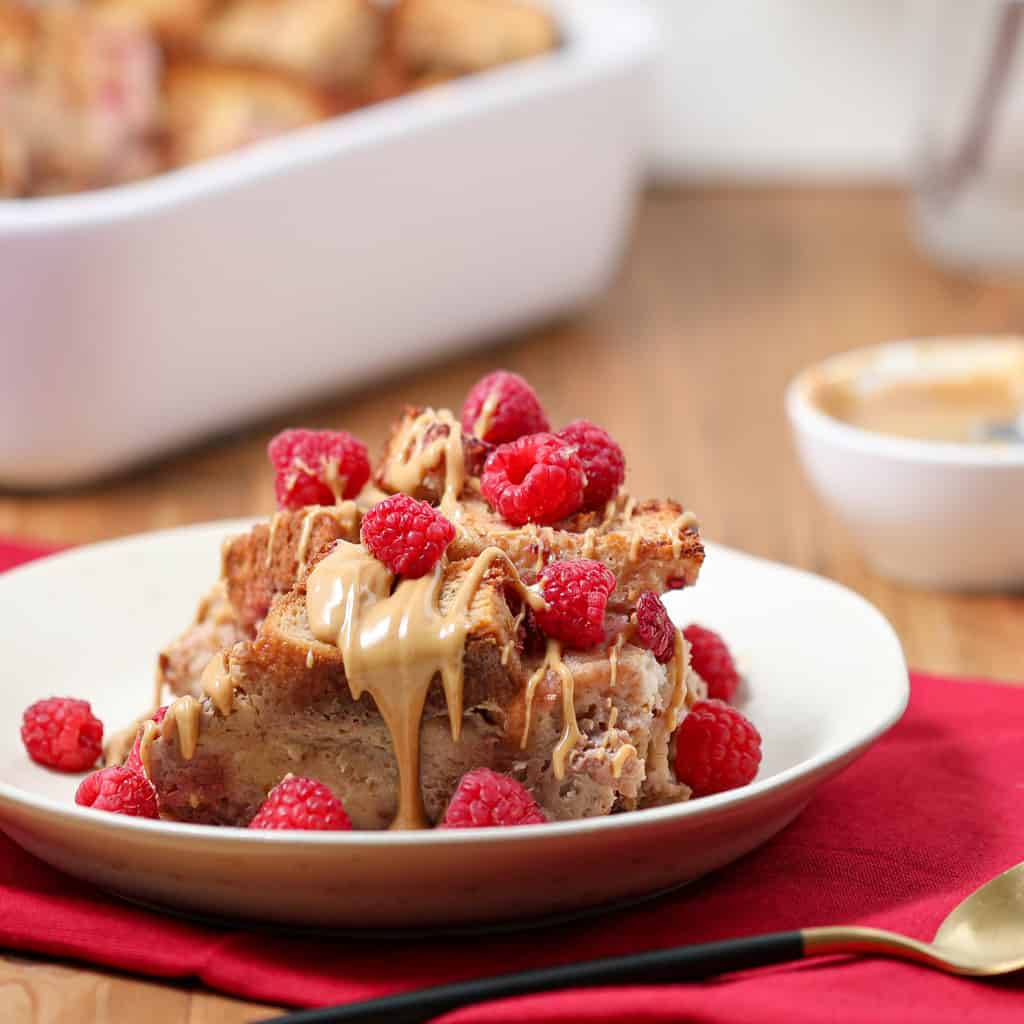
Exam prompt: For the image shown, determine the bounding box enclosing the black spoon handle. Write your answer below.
[262,931,805,1024]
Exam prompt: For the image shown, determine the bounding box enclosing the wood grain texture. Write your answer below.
[0,955,277,1022]
[0,187,1022,1018]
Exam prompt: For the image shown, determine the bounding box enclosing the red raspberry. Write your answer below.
[441,768,546,827]
[248,775,352,830]
[558,419,625,509]
[460,370,550,445]
[124,706,168,773]
[75,765,159,818]
[684,624,741,702]
[674,699,761,797]
[534,559,616,649]
[21,698,103,772]
[268,428,370,510]
[360,494,455,578]
[635,591,676,663]
[481,433,584,525]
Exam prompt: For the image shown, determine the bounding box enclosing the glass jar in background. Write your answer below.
[912,0,1024,270]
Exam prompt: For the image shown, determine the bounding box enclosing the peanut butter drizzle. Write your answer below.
[611,742,638,779]
[295,508,318,576]
[386,408,467,519]
[472,390,500,439]
[646,628,690,780]
[608,632,625,688]
[306,541,544,829]
[265,512,282,566]
[138,694,202,777]
[294,502,359,577]
[520,639,581,779]
[670,510,698,559]
[628,526,644,564]
[502,606,527,666]
[322,456,349,502]
[200,651,233,716]
[138,720,158,779]
[164,696,201,761]
[664,628,689,735]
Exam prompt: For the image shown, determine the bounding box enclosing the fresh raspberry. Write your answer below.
[441,768,546,827]
[481,433,584,525]
[360,494,455,578]
[684,624,741,702]
[557,419,625,509]
[75,765,159,818]
[21,698,103,772]
[124,705,168,773]
[534,559,616,649]
[674,700,761,797]
[635,591,676,663]
[268,428,370,510]
[248,775,352,831]
[460,370,550,445]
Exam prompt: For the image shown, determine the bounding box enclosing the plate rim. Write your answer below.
[0,519,910,848]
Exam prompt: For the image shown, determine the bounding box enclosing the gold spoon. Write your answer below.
[268,860,1024,1024]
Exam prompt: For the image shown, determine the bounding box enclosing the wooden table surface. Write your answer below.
[2,187,1022,1022]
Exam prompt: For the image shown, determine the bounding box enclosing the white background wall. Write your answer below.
[647,1,918,181]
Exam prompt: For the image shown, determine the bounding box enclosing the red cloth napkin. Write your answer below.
[1,537,1022,1021]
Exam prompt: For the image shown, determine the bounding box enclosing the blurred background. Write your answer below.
[2,0,1023,680]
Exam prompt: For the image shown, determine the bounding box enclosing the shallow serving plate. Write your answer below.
[0,521,908,929]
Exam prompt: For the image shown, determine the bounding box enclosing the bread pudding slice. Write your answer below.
[129,381,728,831]
[144,542,689,829]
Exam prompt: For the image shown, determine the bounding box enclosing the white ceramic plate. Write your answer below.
[0,522,908,929]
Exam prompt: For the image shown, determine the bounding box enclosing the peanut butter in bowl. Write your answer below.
[803,338,1024,446]
[787,336,1024,590]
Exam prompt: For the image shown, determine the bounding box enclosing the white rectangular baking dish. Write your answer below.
[0,0,655,488]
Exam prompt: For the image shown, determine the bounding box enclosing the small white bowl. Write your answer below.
[786,337,1024,590]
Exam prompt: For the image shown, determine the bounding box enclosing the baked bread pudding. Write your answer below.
[22,372,762,829]
[0,0,559,197]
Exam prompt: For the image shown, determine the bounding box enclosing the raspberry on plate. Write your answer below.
[441,768,546,827]
[558,419,625,509]
[673,699,762,797]
[361,494,455,578]
[534,559,616,649]
[481,432,585,525]
[684,623,741,702]
[124,706,168,773]
[635,591,675,663]
[460,369,550,445]
[75,765,159,818]
[248,775,352,830]
[21,698,103,772]
[268,428,370,510]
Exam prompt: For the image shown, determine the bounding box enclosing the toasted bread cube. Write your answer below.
[162,59,334,166]
[392,0,557,75]
[201,0,382,88]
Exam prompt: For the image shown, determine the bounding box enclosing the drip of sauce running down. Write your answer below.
[645,628,690,781]
[472,390,500,439]
[138,695,202,778]
[200,650,233,716]
[305,541,546,829]
[519,638,580,778]
[384,408,467,521]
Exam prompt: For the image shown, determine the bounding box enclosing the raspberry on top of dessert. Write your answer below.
[81,370,761,830]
